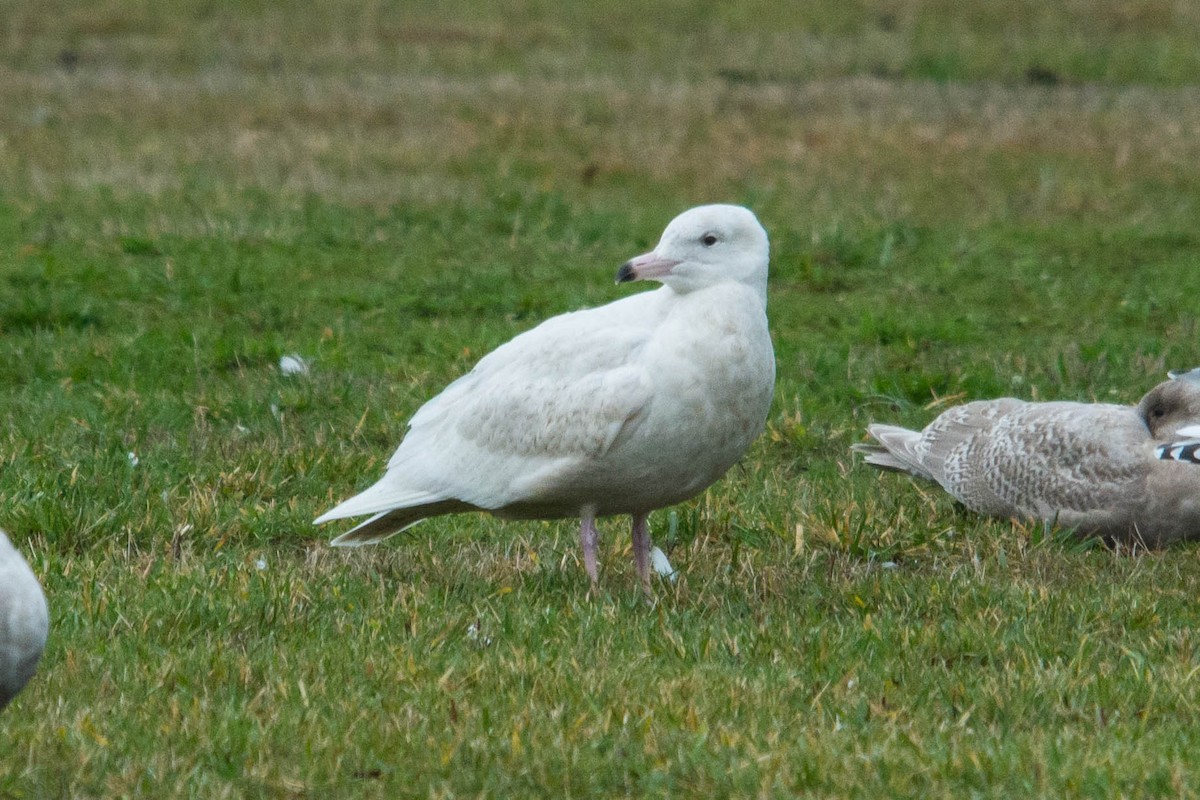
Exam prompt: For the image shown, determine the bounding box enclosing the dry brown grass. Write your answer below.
[5,21,1200,227]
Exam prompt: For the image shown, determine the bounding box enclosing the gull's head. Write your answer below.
[1138,370,1200,439]
[616,204,769,302]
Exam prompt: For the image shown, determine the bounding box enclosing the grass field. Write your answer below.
[3,0,1200,796]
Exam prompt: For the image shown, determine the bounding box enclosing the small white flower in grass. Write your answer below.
[466,619,492,647]
[279,354,309,376]
[650,546,676,581]
[127,451,139,467]
[255,557,267,571]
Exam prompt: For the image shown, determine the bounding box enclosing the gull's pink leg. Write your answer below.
[631,512,652,596]
[580,506,600,589]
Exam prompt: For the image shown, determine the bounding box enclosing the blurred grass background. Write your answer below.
[3,0,1200,796]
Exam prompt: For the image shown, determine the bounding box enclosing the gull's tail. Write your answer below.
[851,424,936,482]
[314,478,469,546]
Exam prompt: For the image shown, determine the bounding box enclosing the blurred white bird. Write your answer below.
[316,204,776,593]
[279,354,309,376]
[856,370,1200,546]
[0,530,48,710]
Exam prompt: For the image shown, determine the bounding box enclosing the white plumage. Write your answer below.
[855,370,1200,546]
[0,529,48,710]
[316,204,776,591]
[1174,424,1200,439]
[650,546,677,582]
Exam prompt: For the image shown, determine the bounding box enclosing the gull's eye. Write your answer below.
[701,233,719,247]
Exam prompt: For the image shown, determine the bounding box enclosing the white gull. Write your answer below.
[1,529,48,710]
[316,204,776,592]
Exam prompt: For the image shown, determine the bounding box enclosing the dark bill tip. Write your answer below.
[615,262,636,284]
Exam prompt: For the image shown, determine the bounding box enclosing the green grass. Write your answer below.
[3,0,1200,796]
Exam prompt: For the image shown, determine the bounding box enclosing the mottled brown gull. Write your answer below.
[1,529,48,710]
[855,371,1200,545]
[316,204,776,592]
